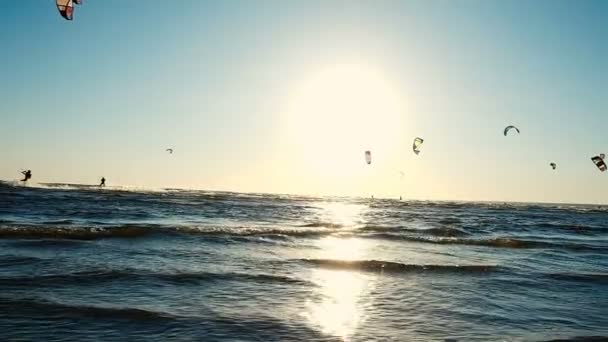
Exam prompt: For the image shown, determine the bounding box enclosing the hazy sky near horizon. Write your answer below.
[1,0,606,203]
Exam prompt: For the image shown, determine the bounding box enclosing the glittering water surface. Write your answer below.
[0,182,607,341]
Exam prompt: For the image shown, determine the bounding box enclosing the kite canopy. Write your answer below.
[166,148,174,154]
[592,155,607,172]
[504,125,520,136]
[550,163,557,170]
[365,151,372,165]
[56,0,75,20]
[413,137,424,155]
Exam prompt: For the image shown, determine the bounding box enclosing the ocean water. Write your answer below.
[0,181,606,341]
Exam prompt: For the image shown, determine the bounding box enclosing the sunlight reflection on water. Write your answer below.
[304,268,373,340]
[303,202,375,340]
[315,201,368,228]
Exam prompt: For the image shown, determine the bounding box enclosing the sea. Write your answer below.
[0,181,606,341]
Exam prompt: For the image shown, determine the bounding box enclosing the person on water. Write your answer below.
[21,170,32,182]
[100,177,106,187]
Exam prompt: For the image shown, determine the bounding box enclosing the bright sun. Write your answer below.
[282,63,405,193]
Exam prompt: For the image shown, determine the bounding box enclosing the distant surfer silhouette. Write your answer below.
[100,177,106,187]
[21,170,32,183]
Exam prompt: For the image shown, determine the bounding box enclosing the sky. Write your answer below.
[0,0,606,203]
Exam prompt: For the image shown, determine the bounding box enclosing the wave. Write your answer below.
[299,222,344,229]
[0,222,342,241]
[386,199,608,214]
[361,233,606,251]
[450,237,604,251]
[161,271,312,286]
[437,217,463,225]
[423,227,471,237]
[0,255,43,267]
[545,337,608,342]
[1,224,603,253]
[0,297,175,321]
[546,272,608,284]
[0,224,159,240]
[172,226,333,239]
[7,239,89,248]
[0,269,312,288]
[358,225,470,237]
[524,222,605,234]
[0,223,471,241]
[41,219,75,225]
[299,258,497,274]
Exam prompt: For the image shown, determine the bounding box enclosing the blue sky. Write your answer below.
[1,0,606,203]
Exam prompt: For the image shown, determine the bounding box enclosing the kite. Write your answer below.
[413,137,424,155]
[504,126,520,136]
[592,155,607,172]
[56,0,75,20]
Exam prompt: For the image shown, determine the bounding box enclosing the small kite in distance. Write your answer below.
[550,163,557,170]
[413,137,424,155]
[504,125,520,136]
[166,148,174,154]
[365,151,372,165]
[591,155,606,172]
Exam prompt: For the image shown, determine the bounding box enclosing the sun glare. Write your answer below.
[315,201,367,228]
[299,201,375,339]
[304,269,370,340]
[304,237,375,340]
[283,64,405,193]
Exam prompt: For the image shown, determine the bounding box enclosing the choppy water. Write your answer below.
[0,181,607,341]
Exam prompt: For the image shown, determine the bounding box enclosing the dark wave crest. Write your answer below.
[0,297,175,322]
[0,255,43,267]
[0,223,337,241]
[416,227,470,237]
[299,222,344,229]
[0,224,158,240]
[41,219,75,225]
[546,272,608,285]
[299,258,497,274]
[545,337,608,342]
[359,225,470,237]
[0,269,311,288]
[362,233,606,251]
[521,222,606,235]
